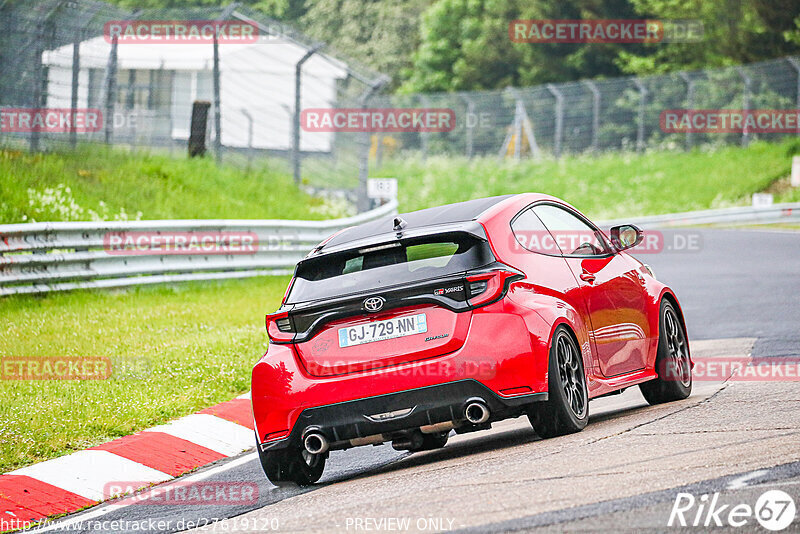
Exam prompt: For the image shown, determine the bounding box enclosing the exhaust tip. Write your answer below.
[303,432,329,454]
[464,400,490,424]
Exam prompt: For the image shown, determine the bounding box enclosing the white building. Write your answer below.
[42,34,349,152]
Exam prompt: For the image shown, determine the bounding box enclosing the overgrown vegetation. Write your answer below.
[377,139,800,219]
[0,146,350,224]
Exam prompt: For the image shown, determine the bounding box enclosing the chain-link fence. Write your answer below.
[0,0,383,190]
[310,55,800,205]
[2,1,799,211]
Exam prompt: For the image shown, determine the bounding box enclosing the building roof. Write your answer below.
[42,35,348,78]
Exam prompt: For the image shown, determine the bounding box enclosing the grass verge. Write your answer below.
[0,276,287,473]
[0,145,348,224]
[374,139,800,219]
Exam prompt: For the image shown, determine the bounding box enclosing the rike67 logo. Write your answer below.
[669,489,796,531]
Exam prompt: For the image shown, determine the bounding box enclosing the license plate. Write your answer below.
[338,313,427,348]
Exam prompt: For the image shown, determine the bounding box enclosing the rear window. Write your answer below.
[286,233,493,303]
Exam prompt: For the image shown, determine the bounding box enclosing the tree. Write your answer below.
[615,0,800,74]
[300,0,429,89]
[400,0,647,93]
[102,0,304,21]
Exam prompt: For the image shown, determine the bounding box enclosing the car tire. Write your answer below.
[258,445,327,487]
[415,431,449,451]
[639,300,692,405]
[528,326,589,438]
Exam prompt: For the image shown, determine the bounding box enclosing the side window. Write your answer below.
[510,208,563,255]
[531,204,610,256]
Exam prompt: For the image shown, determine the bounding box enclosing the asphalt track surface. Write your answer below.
[32,228,800,534]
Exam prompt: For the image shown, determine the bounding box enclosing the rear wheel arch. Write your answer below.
[528,324,589,437]
[549,322,581,358]
[547,318,592,379]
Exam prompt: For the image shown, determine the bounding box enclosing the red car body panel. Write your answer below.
[252,193,689,446]
[294,304,471,377]
[253,304,548,444]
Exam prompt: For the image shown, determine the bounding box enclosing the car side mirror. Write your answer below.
[610,224,643,251]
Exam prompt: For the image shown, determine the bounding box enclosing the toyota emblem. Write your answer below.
[363,296,385,312]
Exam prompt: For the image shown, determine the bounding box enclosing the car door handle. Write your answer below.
[580,272,596,283]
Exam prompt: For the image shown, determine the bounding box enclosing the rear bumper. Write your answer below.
[252,308,552,449]
[258,379,547,451]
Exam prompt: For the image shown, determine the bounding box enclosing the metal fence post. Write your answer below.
[103,36,118,145]
[241,108,254,169]
[356,77,388,213]
[69,2,107,148]
[678,72,695,150]
[0,6,4,145]
[0,1,8,105]
[29,20,47,152]
[210,3,241,165]
[69,30,82,148]
[212,34,222,164]
[633,78,648,152]
[419,95,431,161]
[460,93,475,159]
[546,84,563,158]
[30,12,59,152]
[292,44,323,184]
[505,87,523,160]
[738,67,751,147]
[787,57,800,136]
[583,81,600,152]
[165,66,174,153]
[28,0,70,152]
[281,103,293,153]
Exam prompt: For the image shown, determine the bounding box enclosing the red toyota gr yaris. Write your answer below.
[252,194,692,485]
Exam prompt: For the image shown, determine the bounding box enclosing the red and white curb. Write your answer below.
[0,393,254,529]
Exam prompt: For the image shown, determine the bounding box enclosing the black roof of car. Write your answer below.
[322,194,515,250]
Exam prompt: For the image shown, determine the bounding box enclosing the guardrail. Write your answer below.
[0,200,398,296]
[601,202,800,229]
[1,200,798,297]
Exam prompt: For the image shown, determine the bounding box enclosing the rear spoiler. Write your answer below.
[312,220,489,257]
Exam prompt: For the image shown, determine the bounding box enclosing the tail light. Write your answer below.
[466,267,524,307]
[266,311,294,343]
